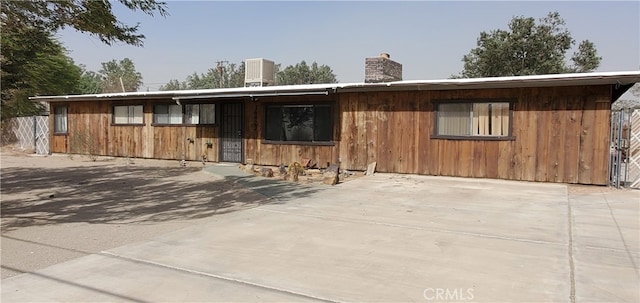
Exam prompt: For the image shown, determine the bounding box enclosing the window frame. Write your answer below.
[53,106,68,135]
[184,103,217,125]
[112,104,145,126]
[432,99,515,141]
[262,102,335,146]
[152,103,183,126]
[151,103,218,126]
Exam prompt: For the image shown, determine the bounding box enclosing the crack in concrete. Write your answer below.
[602,193,640,278]
[101,251,341,303]
[567,195,576,303]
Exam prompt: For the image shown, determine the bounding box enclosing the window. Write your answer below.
[185,104,216,124]
[153,104,182,124]
[113,105,143,124]
[265,104,332,142]
[53,106,68,134]
[436,102,510,138]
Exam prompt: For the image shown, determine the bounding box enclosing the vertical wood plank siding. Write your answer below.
[50,85,612,184]
[243,96,340,168]
[50,100,219,162]
[335,85,611,185]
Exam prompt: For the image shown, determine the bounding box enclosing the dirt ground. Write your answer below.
[0,148,270,279]
[0,146,366,279]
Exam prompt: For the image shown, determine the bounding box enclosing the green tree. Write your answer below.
[77,65,103,94]
[1,25,81,119]
[457,12,601,78]
[159,79,187,91]
[99,58,143,93]
[0,0,167,120]
[226,62,246,88]
[276,61,337,85]
[1,0,168,47]
[160,61,246,90]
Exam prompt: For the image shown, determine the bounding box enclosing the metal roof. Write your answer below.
[30,70,640,102]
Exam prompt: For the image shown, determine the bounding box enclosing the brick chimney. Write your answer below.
[365,53,403,83]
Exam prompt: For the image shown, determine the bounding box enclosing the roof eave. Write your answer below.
[29,71,640,102]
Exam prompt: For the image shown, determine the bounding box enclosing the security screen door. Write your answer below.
[219,102,243,163]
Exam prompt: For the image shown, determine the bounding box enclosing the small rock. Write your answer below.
[323,171,339,185]
[245,164,254,173]
[261,167,274,177]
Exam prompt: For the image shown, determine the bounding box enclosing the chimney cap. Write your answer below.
[380,53,390,59]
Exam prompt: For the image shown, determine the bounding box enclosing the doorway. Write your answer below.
[219,102,244,163]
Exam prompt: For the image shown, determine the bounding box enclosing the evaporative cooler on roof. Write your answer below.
[244,58,275,87]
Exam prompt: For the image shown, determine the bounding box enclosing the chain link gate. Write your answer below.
[610,109,640,188]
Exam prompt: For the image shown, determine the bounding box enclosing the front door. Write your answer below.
[219,102,243,163]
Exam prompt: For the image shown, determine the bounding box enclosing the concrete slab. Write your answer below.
[2,254,320,302]
[2,165,639,303]
[104,204,569,302]
[569,189,640,303]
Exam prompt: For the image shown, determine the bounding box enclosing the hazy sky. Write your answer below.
[57,1,640,91]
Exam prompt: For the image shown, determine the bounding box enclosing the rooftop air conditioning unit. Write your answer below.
[244,58,275,87]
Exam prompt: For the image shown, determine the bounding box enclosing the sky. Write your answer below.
[57,1,640,92]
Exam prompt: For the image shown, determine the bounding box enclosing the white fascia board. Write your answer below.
[29,71,640,102]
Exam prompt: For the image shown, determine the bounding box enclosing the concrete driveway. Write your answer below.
[2,160,638,302]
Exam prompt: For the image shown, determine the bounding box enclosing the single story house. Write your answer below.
[32,70,640,185]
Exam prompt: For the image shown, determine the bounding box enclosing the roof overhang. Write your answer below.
[30,70,640,102]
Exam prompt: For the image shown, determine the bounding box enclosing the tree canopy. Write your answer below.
[276,61,337,85]
[77,66,103,94]
[160,60,338,91]
[0,0,167,120]
[1,0,168,47]
[160,62,246,90]
[99,58,143,93]
[457,12,601,78]
[1,27,81,119]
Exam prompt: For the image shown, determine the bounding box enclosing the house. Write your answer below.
[31,57,640,185]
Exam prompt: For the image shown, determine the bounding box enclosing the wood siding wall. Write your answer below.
[50,100,219,162]
[337,85,612,185]
[51,85,612,185]
[244,96,340,168]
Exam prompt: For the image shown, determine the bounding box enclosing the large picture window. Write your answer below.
[154,104,182,124]
[113,105,143,124]
[436,101,510,138]
[185,104,216,124]
[265,104,332,142]
[53,106,68,134]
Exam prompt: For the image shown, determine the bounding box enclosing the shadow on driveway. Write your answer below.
[1,164,324,232]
